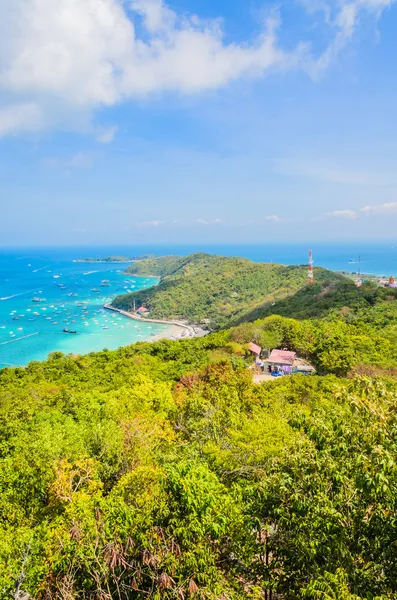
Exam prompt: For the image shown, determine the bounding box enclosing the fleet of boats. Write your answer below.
[1,272,165,360]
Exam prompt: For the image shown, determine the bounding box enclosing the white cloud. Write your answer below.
[275,158,387,185]
[195,218,222,225]
[138,220,166,227]
[96,126,118,144]
[361,201,397,215]
[0,0,395,136]
[302,0,396,76]
[264,215,281,222]
[326,209,359,219]
[0,103,44,136]
[0,0,295,136]
[45,152,94,169]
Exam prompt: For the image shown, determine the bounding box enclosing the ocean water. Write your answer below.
[1,242,396,368]
[107,241,396,276]
[0,249,169,368]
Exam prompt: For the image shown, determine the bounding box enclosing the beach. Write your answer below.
[104,304,207,340]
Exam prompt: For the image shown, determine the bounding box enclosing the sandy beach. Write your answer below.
[104,304,208,341]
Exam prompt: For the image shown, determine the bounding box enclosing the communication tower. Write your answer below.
[308,249,314,284]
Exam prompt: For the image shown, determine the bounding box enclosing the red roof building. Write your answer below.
[268,349,296,366]
[137,306,149,313]
[248,342,261,356]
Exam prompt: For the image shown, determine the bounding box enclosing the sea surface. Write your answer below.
[1,242,396,368]
[0,249,169,368]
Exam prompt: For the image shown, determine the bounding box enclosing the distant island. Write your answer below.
[73,254,157,264]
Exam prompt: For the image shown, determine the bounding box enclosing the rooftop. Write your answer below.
[248,342,261,355]
[268,349,296,366]
[137,306,149,313]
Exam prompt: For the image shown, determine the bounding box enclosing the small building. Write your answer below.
[267,350,316,376]
[268,349,296,374]
[137,306,149,315]
[248,342,262,357]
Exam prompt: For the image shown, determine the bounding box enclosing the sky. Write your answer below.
[1,0,397,246]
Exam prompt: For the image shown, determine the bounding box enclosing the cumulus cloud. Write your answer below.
[96,126,118,144]
[0,103,44,136]
[302,0,396,76]
[44,152,94,169]
[275,158,387,185]
[195,218,222,225]
[361,202,397,215]
[264,215,281,222]
[326,209,359,219]
[138,220,166,227]
[0,0,394,136]
[0,0,297,136]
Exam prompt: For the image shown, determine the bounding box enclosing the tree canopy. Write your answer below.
[114,253,347,329]
[1,304,397,598]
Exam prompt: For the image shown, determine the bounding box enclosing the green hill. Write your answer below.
[112,252,348,329]
[1,310,397,598]
[125,255,180,277]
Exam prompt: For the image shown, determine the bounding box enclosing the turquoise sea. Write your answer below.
[1,242,397,368]
[0,249,170,368]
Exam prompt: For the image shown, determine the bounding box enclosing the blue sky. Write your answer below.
[1,0,397,246]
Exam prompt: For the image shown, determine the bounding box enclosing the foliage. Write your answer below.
[114,253,345,329]
[125,255,181,278]
[2,273,397,598]
[256,279,397,322]
[1,315,397,599]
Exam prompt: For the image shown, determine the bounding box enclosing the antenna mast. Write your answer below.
[308,249,314,284]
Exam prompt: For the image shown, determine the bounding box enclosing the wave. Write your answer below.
[32,265,51,273]
[0,290,36,301]
[0,332,38,346]
[83,271,100,275]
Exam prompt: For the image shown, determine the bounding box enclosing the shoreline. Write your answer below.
[73,260,136,264]
[124,273,160,280]
[104,304,208,340]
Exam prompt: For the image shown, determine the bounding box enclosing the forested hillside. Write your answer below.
[243,278,397,322]
[114,253,346,329]
[1,308,397,599]
[125,255,180,278]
